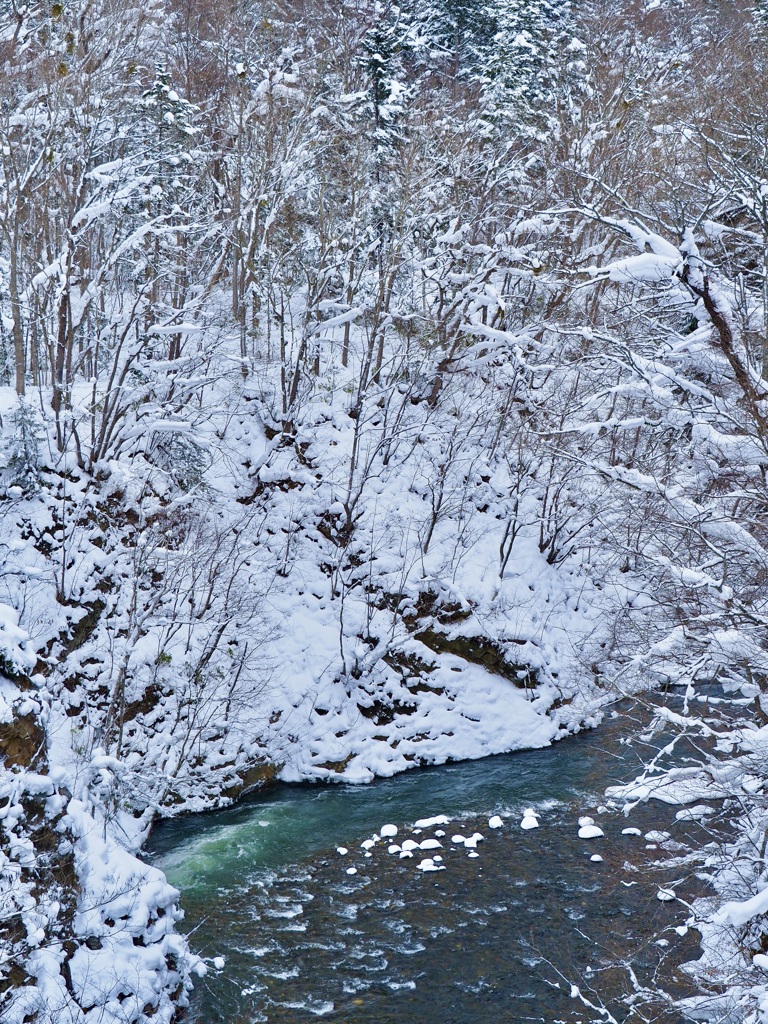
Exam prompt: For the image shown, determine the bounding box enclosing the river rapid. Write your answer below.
[148,694,722,1023]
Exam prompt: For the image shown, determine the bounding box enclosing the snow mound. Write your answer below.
[578,819,604,840]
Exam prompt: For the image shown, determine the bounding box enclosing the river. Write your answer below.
[148,694,720,1023]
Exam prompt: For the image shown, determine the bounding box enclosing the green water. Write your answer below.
[148,700,715,1023]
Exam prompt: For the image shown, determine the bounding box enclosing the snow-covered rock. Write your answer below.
[578,816,604,840]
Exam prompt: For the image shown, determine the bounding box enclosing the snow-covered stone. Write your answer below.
[520,809,539,830]
[417,857,445,872]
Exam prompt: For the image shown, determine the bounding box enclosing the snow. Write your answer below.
[590,252,680,285]
[607,768,726,806]
[578,825,604,839]
[577,817,604,840]
[417,857,445,872]
[0,602,37,674]
[674,805,714,821]
[714,886,768,928]
[0,639,199,1024]
[4,17,762,1019]
[644,830,670,843]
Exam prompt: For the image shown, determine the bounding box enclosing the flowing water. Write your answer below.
[148,697,721,1023]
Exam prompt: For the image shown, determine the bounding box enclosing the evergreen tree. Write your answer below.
[415,0,498,71]
[5,397,42,494]
[478,0,575,130]
[139,65,201,359]
[360,3,411,164]
[414,0,577,131]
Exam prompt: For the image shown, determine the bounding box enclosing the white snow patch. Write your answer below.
[418,839,442,851]
[417,858,445,872]
[520,809,539,830]
[413,815,451,828]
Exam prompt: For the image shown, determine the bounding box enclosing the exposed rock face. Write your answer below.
[0,706,46,770]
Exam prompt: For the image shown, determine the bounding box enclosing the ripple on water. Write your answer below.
[273,998,335,1016]
[299,940,346,953]
[332,902,358,919]
[263,967,300,980]
[243,943,281,958]
[341,978,373,995]
[395,941,427,955]
[264,904,304,919]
